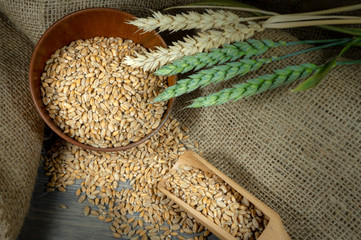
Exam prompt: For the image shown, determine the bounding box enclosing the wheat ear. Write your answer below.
[128,10,244,33]
[153,59,271,102]
[124,23,264,71]
[155,39,285,76]
[188,63,319,107]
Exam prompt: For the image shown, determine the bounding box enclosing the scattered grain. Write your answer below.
[112,232,121,239]
[43,117,208,239]
[59,204,68,209]
[84,206,91,216]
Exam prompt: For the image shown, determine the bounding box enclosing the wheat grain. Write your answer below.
[128,10,243,33]
[59,204,68,209]
[113,232,121,239]
[124,23,264,71]
[84,206,91,216]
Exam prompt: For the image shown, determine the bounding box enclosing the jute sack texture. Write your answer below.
[0,1,360,240]
[0,14,43,240]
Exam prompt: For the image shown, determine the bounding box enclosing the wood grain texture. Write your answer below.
[18,167,115,240]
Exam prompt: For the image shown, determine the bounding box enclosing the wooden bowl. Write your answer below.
[29,8,175,152]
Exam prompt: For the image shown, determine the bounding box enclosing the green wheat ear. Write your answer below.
[154,39,285,76]
[153,59,272,102]
[187,63,319,108]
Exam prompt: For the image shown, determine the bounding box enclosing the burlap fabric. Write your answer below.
[0,1,360,240]
[0,13,43,240]
[175,35,361,240]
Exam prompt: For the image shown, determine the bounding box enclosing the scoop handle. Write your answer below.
[258,215,291,240]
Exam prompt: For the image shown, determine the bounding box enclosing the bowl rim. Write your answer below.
[29,7,175,152]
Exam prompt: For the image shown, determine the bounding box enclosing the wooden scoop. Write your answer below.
[158,150,291,240]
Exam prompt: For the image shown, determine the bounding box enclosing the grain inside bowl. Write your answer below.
[164,165,268,239]
[40,36,167,148]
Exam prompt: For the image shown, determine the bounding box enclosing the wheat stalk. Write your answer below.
[155,39,285,76]
[187,63,319,107]
[153,38,349,103]
[124,23,263,71]
[153,59,271,102]
[128,10,245,33]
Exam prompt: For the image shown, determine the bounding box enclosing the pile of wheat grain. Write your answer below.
[45,117,212,240]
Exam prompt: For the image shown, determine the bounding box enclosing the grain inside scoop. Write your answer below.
[158,151,290,240]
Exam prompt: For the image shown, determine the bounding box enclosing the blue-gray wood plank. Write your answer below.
[18,166,218,240]
[18,167,115,240]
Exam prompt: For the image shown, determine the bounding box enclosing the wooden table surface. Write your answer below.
[18,166,117,240]
[18,164,218,240]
